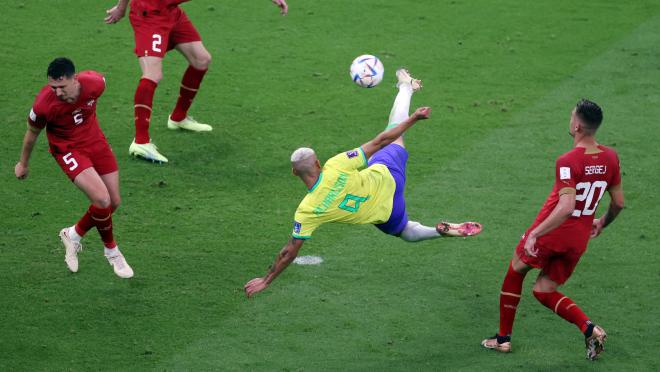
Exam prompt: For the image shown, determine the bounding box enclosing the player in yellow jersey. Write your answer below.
[245,69,482,297]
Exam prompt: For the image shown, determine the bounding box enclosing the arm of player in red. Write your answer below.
[360,107,431,159]
[591,184,624,238]
[524,192,576,257]
[244,237,305,298]
[15,125,43,180]
[271,0,289,15]
[105,0,129,24]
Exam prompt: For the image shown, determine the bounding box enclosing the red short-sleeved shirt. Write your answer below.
[28,70,108,154]
[529,145,622,251]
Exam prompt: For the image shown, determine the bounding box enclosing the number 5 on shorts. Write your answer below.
[152,34,162,53]
[63,152,78,171]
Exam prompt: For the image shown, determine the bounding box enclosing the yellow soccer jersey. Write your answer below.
[291,147,396,239]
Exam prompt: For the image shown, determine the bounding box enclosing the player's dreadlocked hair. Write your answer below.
[575,99,603,131]
[47,57,76,80]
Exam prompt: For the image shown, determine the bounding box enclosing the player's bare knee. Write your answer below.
[143,72,162,84]
[151,73,163,84]
[193,52,211,70]
[532,278,557,293]
[111,196,121,211]
[92,195,112,209]
[510,254,531,273]
[202,51,212,68]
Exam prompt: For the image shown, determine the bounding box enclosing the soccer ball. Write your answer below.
[350,54,384,88]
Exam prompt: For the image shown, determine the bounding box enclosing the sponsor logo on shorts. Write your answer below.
[293,221,302,234]
[346,150,359,159]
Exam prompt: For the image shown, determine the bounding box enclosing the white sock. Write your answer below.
[400,221,441,242]
[105,246,119,257]
[387,83,413,129]
[68,226,82,242]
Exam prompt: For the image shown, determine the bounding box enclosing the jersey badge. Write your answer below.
[86,99,95,107]
[293,221,302,234]
[560,167,571,180]
[346,150,358,159]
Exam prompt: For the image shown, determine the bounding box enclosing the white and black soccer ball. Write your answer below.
[349,54,384,88]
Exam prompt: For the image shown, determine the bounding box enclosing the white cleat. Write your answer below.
[167,115,212,132]
[129,140,168,163]
[396,68,422,92]
[105,250,134,279]
[59,228,82,273]
[481,334,512,353]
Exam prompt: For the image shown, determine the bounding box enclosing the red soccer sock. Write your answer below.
[533,290,591,333]
[90,205,116,249]
[170,65,207,122]
[499,261,527,336]
[74,206,95,237]
[134,78,158,144]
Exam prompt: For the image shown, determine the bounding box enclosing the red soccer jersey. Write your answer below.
[530,145,622,251]
[131,0,189,12]
[28,70,107,154]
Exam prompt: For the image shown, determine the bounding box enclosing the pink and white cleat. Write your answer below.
[436,221,483,237]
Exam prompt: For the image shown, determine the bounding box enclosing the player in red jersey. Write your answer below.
[15,58,134,279]
[481,99,624,360]
[104,0,289,163]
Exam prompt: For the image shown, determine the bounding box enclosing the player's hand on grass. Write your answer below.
[15,162,28,180]
[105,4,127,24]
[590,218,604,238]
[412,107,432,121]
[272,0,289,15]
[244,277,268,298]
[524,234,539,257]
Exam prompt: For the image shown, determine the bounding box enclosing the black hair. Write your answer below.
[575,99,603,131]
[47,57,75,80]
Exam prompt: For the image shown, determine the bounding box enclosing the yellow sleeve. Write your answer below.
[292,208,321,240]
[324,147,368,172]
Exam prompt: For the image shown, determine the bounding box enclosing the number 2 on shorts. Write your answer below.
[152,34,162,53]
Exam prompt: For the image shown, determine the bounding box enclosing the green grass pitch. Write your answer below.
[1,0,659,370]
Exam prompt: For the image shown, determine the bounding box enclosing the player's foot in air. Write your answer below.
[129,140,169,163]
[436,221,482,237]
[481,334,512,353]
[105,249,134,279]
[59,227,82,273]
[585,324,607,360]
[396,68,422,92]
[167,115,212,132]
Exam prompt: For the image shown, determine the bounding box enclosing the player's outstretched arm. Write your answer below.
[244,237,305,297]
[361,107,431,158]
[271,0,289,15]
[15,125,42,180]
[105,0,129,24]
[591,185,624,238]
[524,192,576,257]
